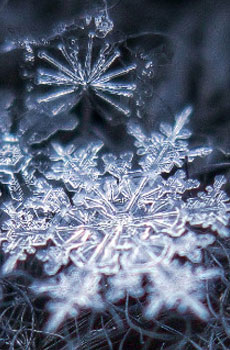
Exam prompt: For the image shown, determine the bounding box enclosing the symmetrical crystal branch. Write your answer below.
[20,15,137,145]
[21,15,136,135]
[0,107,228,330]
[36,35,136,117]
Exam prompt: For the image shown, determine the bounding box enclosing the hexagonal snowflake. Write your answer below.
[25,107,230,330]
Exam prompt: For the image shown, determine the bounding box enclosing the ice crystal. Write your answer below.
[0,107,229,330]
[31,266,104,332]
[27,20,136,119]
[0,177,71,273]
[45,141,103,192]
[186,175,230,237]
[145,260,221,320]
[0,134,32,201]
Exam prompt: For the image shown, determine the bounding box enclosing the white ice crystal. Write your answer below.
[27,18,136,119]
[0,177,71,273]
[45,141,103,192]
[0,107,229,330]
[20,16,136,145]
[0,134,32,201]
[31,266,104,332]
[145,260,221,320]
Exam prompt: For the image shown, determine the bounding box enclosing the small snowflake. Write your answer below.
[145,260,220,320]
[31,266,103,332]
[25,18,136,120]
[186,175,230,237]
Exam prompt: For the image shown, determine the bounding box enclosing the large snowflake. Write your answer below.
[0,107,229,330]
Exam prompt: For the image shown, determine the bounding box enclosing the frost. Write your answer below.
[1,107,229,330]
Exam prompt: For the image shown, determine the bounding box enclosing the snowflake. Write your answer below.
[145,260,221,320]
[0,107,229,329]
[25,106,230,330]
[31,266,103,332]
[20,17,136,145]
[26,19,136,120]
[0,90,14,133]
[45,141,103,192]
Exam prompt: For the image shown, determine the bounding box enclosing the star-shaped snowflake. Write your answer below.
[32,28,136,117]
[1,107,229,331]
